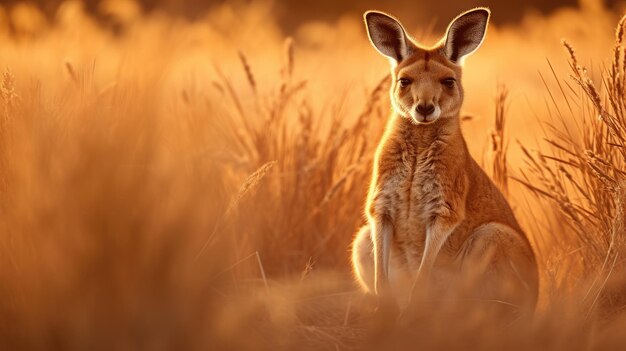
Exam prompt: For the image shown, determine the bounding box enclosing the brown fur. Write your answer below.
[352,9,538,311]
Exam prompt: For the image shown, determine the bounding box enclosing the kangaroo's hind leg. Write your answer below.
[456,223,539,311]
[352,225,376,293]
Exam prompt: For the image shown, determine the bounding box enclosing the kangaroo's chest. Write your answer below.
[382,143,450,236]
[380,142,465,268]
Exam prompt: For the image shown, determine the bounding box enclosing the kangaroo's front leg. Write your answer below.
[410,219,460,299]
[366,147,399,304]
[367,178,398,313]
[368,212,399,319]
[396,219,459,325]
[370,215,394,296]
[408,169,467,307]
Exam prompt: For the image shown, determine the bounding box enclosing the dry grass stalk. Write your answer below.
[196,160,277,260]
[491,85,509,195]
[282,37,295,80]
[238,51,258,95]
[227,160,277,216]
[64,59,79,85]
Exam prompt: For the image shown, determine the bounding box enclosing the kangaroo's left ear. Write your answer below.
[364,11,412,64]
[443,8,490,63]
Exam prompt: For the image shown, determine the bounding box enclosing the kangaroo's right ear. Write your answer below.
[443,8,490,63]
[364,11,412,64]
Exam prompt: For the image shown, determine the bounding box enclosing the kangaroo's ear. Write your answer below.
[443,8,490,63]
[364,11,412,63]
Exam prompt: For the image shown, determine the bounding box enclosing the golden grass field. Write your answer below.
[2,0,626,349]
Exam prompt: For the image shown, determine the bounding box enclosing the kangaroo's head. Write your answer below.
[365,8,490,125]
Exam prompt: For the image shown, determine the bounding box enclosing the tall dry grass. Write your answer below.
[0,0,626,349]
[514,16,626,315]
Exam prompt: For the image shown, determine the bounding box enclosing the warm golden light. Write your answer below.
[0,0,625,349]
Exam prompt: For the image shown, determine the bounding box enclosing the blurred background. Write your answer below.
[2,0,624,32]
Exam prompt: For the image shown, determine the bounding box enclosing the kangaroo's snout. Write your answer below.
[412,101,440,124]
[416,103,435,116]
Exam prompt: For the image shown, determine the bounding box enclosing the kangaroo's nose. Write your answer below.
[416,103,435,116]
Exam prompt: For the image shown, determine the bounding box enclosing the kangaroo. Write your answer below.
[351,8,538,312]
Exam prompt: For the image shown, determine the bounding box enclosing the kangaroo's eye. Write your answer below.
[441,77,456,88]
[398,78,412,88]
